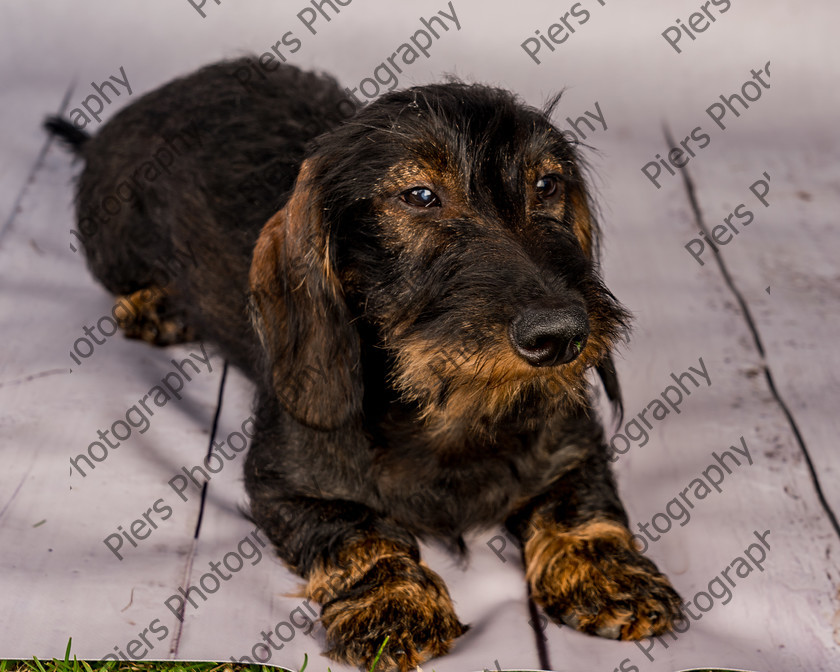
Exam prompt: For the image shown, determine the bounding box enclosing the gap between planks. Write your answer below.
[664,125,840,542]
[168,360,229,657]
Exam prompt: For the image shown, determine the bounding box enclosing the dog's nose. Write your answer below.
[509,304,590,367]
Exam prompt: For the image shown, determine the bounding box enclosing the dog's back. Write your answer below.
[47,58,350,374]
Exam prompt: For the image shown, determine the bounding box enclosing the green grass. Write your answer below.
[0,637,393,672]
[0,652,264,672]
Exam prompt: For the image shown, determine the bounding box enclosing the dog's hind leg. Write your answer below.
[114,285,197,346]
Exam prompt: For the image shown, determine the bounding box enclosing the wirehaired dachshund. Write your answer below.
[47,57,682,671]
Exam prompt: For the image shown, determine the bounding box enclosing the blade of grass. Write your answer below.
[368,635,390,672]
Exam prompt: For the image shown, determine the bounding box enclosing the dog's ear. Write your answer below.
[249,160,362,430]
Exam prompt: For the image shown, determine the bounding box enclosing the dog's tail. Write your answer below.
[43,116,90,156]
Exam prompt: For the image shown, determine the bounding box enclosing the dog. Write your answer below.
[46,56,683,671]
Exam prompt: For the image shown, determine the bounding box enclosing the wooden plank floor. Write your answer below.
[1,1,838,670]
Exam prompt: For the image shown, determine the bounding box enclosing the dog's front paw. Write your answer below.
[525,517,683,640]
[318,555,467,671]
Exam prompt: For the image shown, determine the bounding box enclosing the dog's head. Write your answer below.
[249,82,630,434]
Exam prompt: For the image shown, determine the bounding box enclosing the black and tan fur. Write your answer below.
[46,57,683,671]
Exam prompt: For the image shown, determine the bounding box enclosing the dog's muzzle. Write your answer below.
[509,302,590,367]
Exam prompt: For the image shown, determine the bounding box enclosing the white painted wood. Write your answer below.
[683,129,840,522]
[417,535,543,672]
[0,151,224,661]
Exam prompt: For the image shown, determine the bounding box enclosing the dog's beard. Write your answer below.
[388,327,617,440]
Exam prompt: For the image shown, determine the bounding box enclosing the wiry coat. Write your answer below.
[47,57,682,671]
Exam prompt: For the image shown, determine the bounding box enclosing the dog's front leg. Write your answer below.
[246,487,467,671]
[508,429,684,640]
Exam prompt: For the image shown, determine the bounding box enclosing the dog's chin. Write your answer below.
[390,334,613,439]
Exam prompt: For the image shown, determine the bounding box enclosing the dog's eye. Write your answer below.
[535,175,561,200]
[401,187,441,208]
